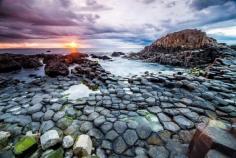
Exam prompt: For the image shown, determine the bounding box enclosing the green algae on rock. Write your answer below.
[41,148,64,158]
[14,136,37,155]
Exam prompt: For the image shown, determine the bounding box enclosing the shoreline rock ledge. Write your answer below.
[129,29,235,68]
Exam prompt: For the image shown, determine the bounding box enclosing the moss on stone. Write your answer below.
[14,136,37,155]
[189,67,205,77]
[41,148,64,158]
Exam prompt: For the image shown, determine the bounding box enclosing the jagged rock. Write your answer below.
[40,130,61,150]
[111,52,125,57]
[188,121,236,158]
[20,57,43,69]
[0,55,21,73]
[73,134,92,157]
[129,29,228,68]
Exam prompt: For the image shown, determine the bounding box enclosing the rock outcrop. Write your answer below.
[129,29,230,68]
[0,55,21,73]
[45,61,69,77]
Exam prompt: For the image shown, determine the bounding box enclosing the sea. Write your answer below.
[0,48,186,82]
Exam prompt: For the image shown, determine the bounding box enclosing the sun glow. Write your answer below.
[66,42,78,49]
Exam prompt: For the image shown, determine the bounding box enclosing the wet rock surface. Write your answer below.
[0,49,235,158]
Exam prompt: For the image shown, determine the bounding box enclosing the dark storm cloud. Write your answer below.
[191,0,236,10]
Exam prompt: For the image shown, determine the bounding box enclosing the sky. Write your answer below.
[0,0,236,49]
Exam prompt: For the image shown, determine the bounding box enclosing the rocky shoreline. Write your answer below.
[0,50,235,158]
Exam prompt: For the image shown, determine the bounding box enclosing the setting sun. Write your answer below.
[66,42,78,48]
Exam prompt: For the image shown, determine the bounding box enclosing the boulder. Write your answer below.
[14,136,37,155]
[62,135,74,149]
[40,130,61,150]
[45,61,69,77]
[0,55,21,73]
[111,52,125,57]
[0,131,11,149]
[73,134,92,157]
[188,120,236,158]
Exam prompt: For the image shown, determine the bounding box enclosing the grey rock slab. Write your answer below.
[105,130,119,141]
[32,112,44,121]
[123,129,138,146]
[40,120,55,133]
[50,103,63,111]
[40,130,61,150]
[101,140,112,150]
[148,146,169,158]
[136,124,152,139]
[80,121,93,133]
[94,116,106,127]
[28,103,43,114]
[113,136,127,154]
[44,110,55,121]
[114,121,127,134]
[163,121,180,133]
[53,111,65,122]
[173,115,194,129]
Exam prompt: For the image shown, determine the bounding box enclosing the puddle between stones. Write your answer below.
[62,83,100,100]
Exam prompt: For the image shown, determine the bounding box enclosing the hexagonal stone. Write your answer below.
[123,129,138,146]
[163,122,180,133]
[44,110,54,121]
[83,106,95,115]
[147,106,162,114]
[50,103,63,111]
[105,130,119,141]
[113,136,127,154]
[100,122,113,133]
[40,120,55,133]
[158,113,171,122]
[53,111,65,122]
[88,128,104,139]
[80,122,93,133]
[28,103,43,114]
[114,121,127,134]
[94,116,105,127]
[148,146,169,158]
[137,124,152,139]
[32,112,44,121]
[101,140,112,150]
[56,117,73,130]
[173,115,194,129]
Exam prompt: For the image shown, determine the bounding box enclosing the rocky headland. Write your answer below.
[0,29,236,158]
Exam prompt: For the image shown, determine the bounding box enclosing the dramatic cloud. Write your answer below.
[0,0,235,48]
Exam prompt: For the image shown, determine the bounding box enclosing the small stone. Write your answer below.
[101,140,112,150]
[73,135,92,157]
[44,110,54,121]
[40,130,61,150]
[63,135,74,149]
[51,103,63,111]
